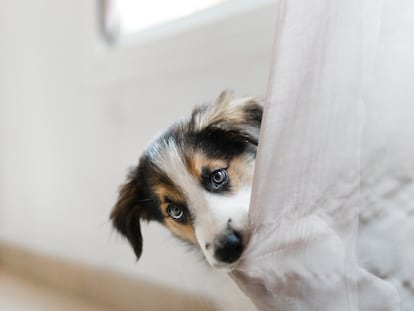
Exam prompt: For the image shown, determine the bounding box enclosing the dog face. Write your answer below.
[111,91,262,270]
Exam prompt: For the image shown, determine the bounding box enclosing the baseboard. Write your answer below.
[0,242,217,311]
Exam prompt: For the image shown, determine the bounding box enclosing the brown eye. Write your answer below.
[211,169,228,186]
[167,204,184,221]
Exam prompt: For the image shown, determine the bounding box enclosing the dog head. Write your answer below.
[111,91,262,270]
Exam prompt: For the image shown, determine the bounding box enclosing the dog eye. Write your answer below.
[167,204,184,221]
[211,169,228,186]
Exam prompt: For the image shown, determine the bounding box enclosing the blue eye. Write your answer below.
[167,204,184,221]
[211,169,228,186]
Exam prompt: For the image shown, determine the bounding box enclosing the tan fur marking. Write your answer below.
[152,183,197,244]
[153,183,186,204]
[186,151,227,180]
[227,154,255,189]
[164,215,197,244]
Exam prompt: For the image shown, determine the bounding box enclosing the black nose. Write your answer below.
[214,231,243,263]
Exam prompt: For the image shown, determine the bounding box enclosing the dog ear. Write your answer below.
[111,173,147,260]
[192,90,263,146]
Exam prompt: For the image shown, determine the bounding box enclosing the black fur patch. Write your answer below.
[192,128,249,160]
[110,156,165,259]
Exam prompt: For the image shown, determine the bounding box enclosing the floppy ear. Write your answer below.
[192,90,263,145]
[110,174,146,260]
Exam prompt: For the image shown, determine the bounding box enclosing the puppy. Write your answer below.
[111,91,262,309]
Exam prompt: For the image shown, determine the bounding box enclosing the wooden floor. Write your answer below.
[0,269,112,311]
[0,243,217,311]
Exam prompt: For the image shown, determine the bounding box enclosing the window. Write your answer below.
[100,0,233,42]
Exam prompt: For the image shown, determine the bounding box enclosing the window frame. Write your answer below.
[99,0,276,45]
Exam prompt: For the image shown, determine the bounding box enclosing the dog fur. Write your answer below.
[111,91,262,310]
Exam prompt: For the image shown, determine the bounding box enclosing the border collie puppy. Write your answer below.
[111,91,262,308]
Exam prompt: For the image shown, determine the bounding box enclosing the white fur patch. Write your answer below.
[195,187,252,269]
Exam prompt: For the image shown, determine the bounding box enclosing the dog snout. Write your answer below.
[213,231,243,263]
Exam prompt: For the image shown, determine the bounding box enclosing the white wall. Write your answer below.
[0,0,276,293]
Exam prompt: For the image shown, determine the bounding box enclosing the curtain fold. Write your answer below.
[231,0,403,310]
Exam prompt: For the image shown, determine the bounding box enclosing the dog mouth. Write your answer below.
[210,260,241,271]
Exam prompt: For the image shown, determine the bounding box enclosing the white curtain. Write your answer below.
[231,0,414,310]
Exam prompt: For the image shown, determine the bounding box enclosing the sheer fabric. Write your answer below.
[230,0,412,310]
